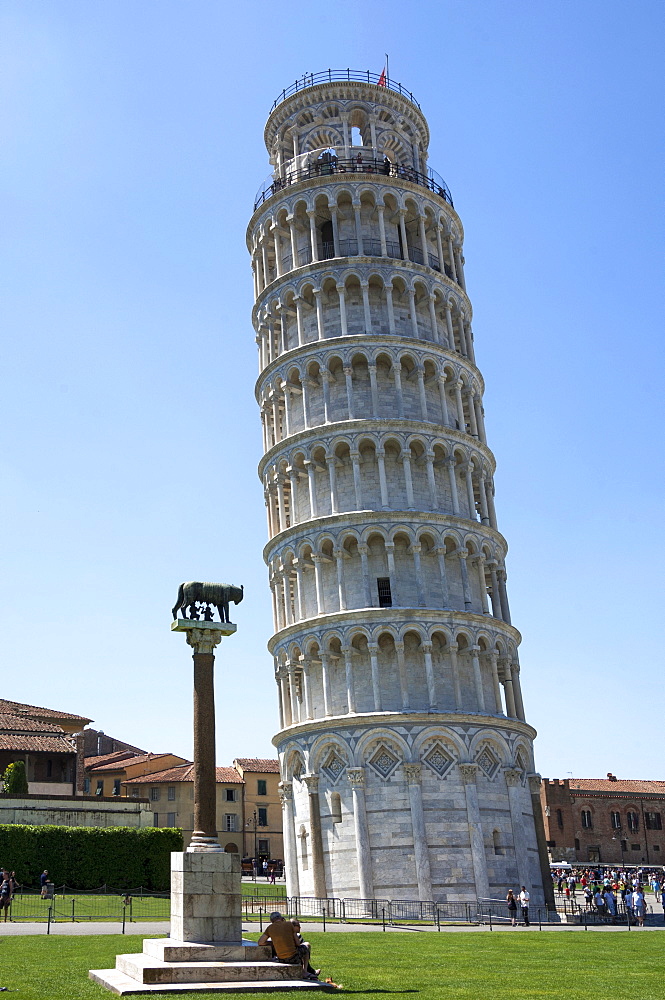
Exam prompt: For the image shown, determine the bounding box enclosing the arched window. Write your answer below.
[627,811,639,832]
[351,126,363,147]
[581,809,593,829]
[331,792,342,824]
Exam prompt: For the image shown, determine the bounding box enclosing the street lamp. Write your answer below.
[246,810,258,878]
[612,834,625,869]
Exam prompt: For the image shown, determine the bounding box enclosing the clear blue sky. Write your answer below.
[2,1,663,779]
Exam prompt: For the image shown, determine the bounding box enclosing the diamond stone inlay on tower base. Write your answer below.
[248,70,552,906]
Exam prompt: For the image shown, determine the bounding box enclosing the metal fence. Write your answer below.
[8,886,169,923]
[269,70,422,112]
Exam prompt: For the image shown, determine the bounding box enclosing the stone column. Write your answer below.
[404,763,433,901]
[377,205,387,256]
[353,202,364,255]
[445,301,455,349]
[488,561,502,618]
[470,644,485,712]
[377,448,389,508]
[422,641,437,710]
[307,210,319,262]
[294,558,305,620]
[385,282,397,335]
[368,642,382,710]
[459,763,490,898]
[361,281,372,334]
[341,645,356,714]
[327,454,338,514]
[408,288,419,338]
[334,548,347,611]
[385,542,399,605]
[395,640,410,709]
[464,463,476,520]
[331,207,340,256]
[344,366,355,419]
[358,543,372,607]
[351,450,363,509]
[368,364,379,417]
[303,774,327,899]
[312,554,324,615]
[411,543,426,606]
[279,781,300,897]
[346,768,374,900]
[457,548,472,609]
[497,568,511,624]
[528,774,556,910]
[392,363,405,416]
[314,289,325,340]
[489,650,503,713]
[511,662,526,721]
[337,284,348,336]
[504,768,531,891]
[438,375,450,425]
[428,294,439,343]
[320,652,332,718]
[272,226,282,277]
[418,215,428,263]
[426,451,438,509]
[447,458,460,514]
[399,210,409,260]
[476,556,490,613]
[170,622,232,852]
[435,225,445,273]
[305,461,318,518]
[416,366,428,420]
[449,642,462,710]
[467,389,479,437]
[401,449,415,509]
[501,657,517,717]
[436,547,450,607]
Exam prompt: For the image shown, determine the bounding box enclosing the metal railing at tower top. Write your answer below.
[270,70,421,112]
[254,155,453,212]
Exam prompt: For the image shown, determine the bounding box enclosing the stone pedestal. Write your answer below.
[171,850,241,944]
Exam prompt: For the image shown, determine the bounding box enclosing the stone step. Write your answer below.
[116,954,305,985]
[89,969,324,995]
[143,940,272,963]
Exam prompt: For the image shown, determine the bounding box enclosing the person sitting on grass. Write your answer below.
[258,911,319,981]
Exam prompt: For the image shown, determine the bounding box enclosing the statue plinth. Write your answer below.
[171,619,237,637]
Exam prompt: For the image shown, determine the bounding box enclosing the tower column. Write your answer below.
[346,768,374,899]
[279,781,300,897]
[303,774,327,899]
[459,764,490,898]
[404,764,433,901]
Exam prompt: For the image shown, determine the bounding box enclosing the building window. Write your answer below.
[556,809,563,830]
[225,789,236,802]
[96,780,104,796]
[645,812,662,830]
[258,807,268,827]
[150,787,160,801]
[581,809,593,829]
[113,779,121,796]
[653,844,661,851]
[258,839,270,856]
[574,838,580,851]
[627,811,639,831]
[223,814,237,832]
[621,839,627,852]
[153,813,159,827]
[631,843,640,851]
[257,780,267,796]
[377,577,392,608]
[83,778,90,794]
[47,760,53,778]
[166,813,176,827]
[131,787,139,797]
[168,786,176,801]
[611,811,621,829]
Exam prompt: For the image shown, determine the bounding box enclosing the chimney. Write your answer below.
[607,772,617,781]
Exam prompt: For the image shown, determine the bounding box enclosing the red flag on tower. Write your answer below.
[378,66,387,87]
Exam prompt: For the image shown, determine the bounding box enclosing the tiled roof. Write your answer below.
[0,699,91,724]
[84,751,138,768]
[234,758,280,773]
[0,734,75,753]
[569,778,665,795]
[88,753,176,773]
[123,765,243,785]
[0,714,65,734]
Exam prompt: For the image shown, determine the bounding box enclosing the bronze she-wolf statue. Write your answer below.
[172,581,244,623]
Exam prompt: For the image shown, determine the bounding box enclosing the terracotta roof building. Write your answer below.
[541,773,665,866]
[0,701,89,795]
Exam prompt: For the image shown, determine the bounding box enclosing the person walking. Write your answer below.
[0,871,13,922]
[40,870,49,898]
[519,886,530,926]
[506,889,518,927]
[603,887,617,923]
[631,887,646,927]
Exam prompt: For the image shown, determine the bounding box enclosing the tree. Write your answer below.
[2,761,29,795]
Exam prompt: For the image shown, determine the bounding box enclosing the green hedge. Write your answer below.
[0,825,183,890]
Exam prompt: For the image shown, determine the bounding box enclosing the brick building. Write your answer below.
[541,774,665,866]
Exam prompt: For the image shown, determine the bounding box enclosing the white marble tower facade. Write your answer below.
[247,71,547,904]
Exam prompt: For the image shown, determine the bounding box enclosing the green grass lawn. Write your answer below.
[0,931,662,1000]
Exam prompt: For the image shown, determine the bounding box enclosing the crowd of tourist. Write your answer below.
[549,867,665,925]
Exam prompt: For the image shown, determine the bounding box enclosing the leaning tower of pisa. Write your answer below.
[247,71,548,904]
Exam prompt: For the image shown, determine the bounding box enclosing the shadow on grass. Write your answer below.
[333,991,419,995]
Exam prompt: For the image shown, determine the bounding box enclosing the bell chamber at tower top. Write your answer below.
[251,72,454,213]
